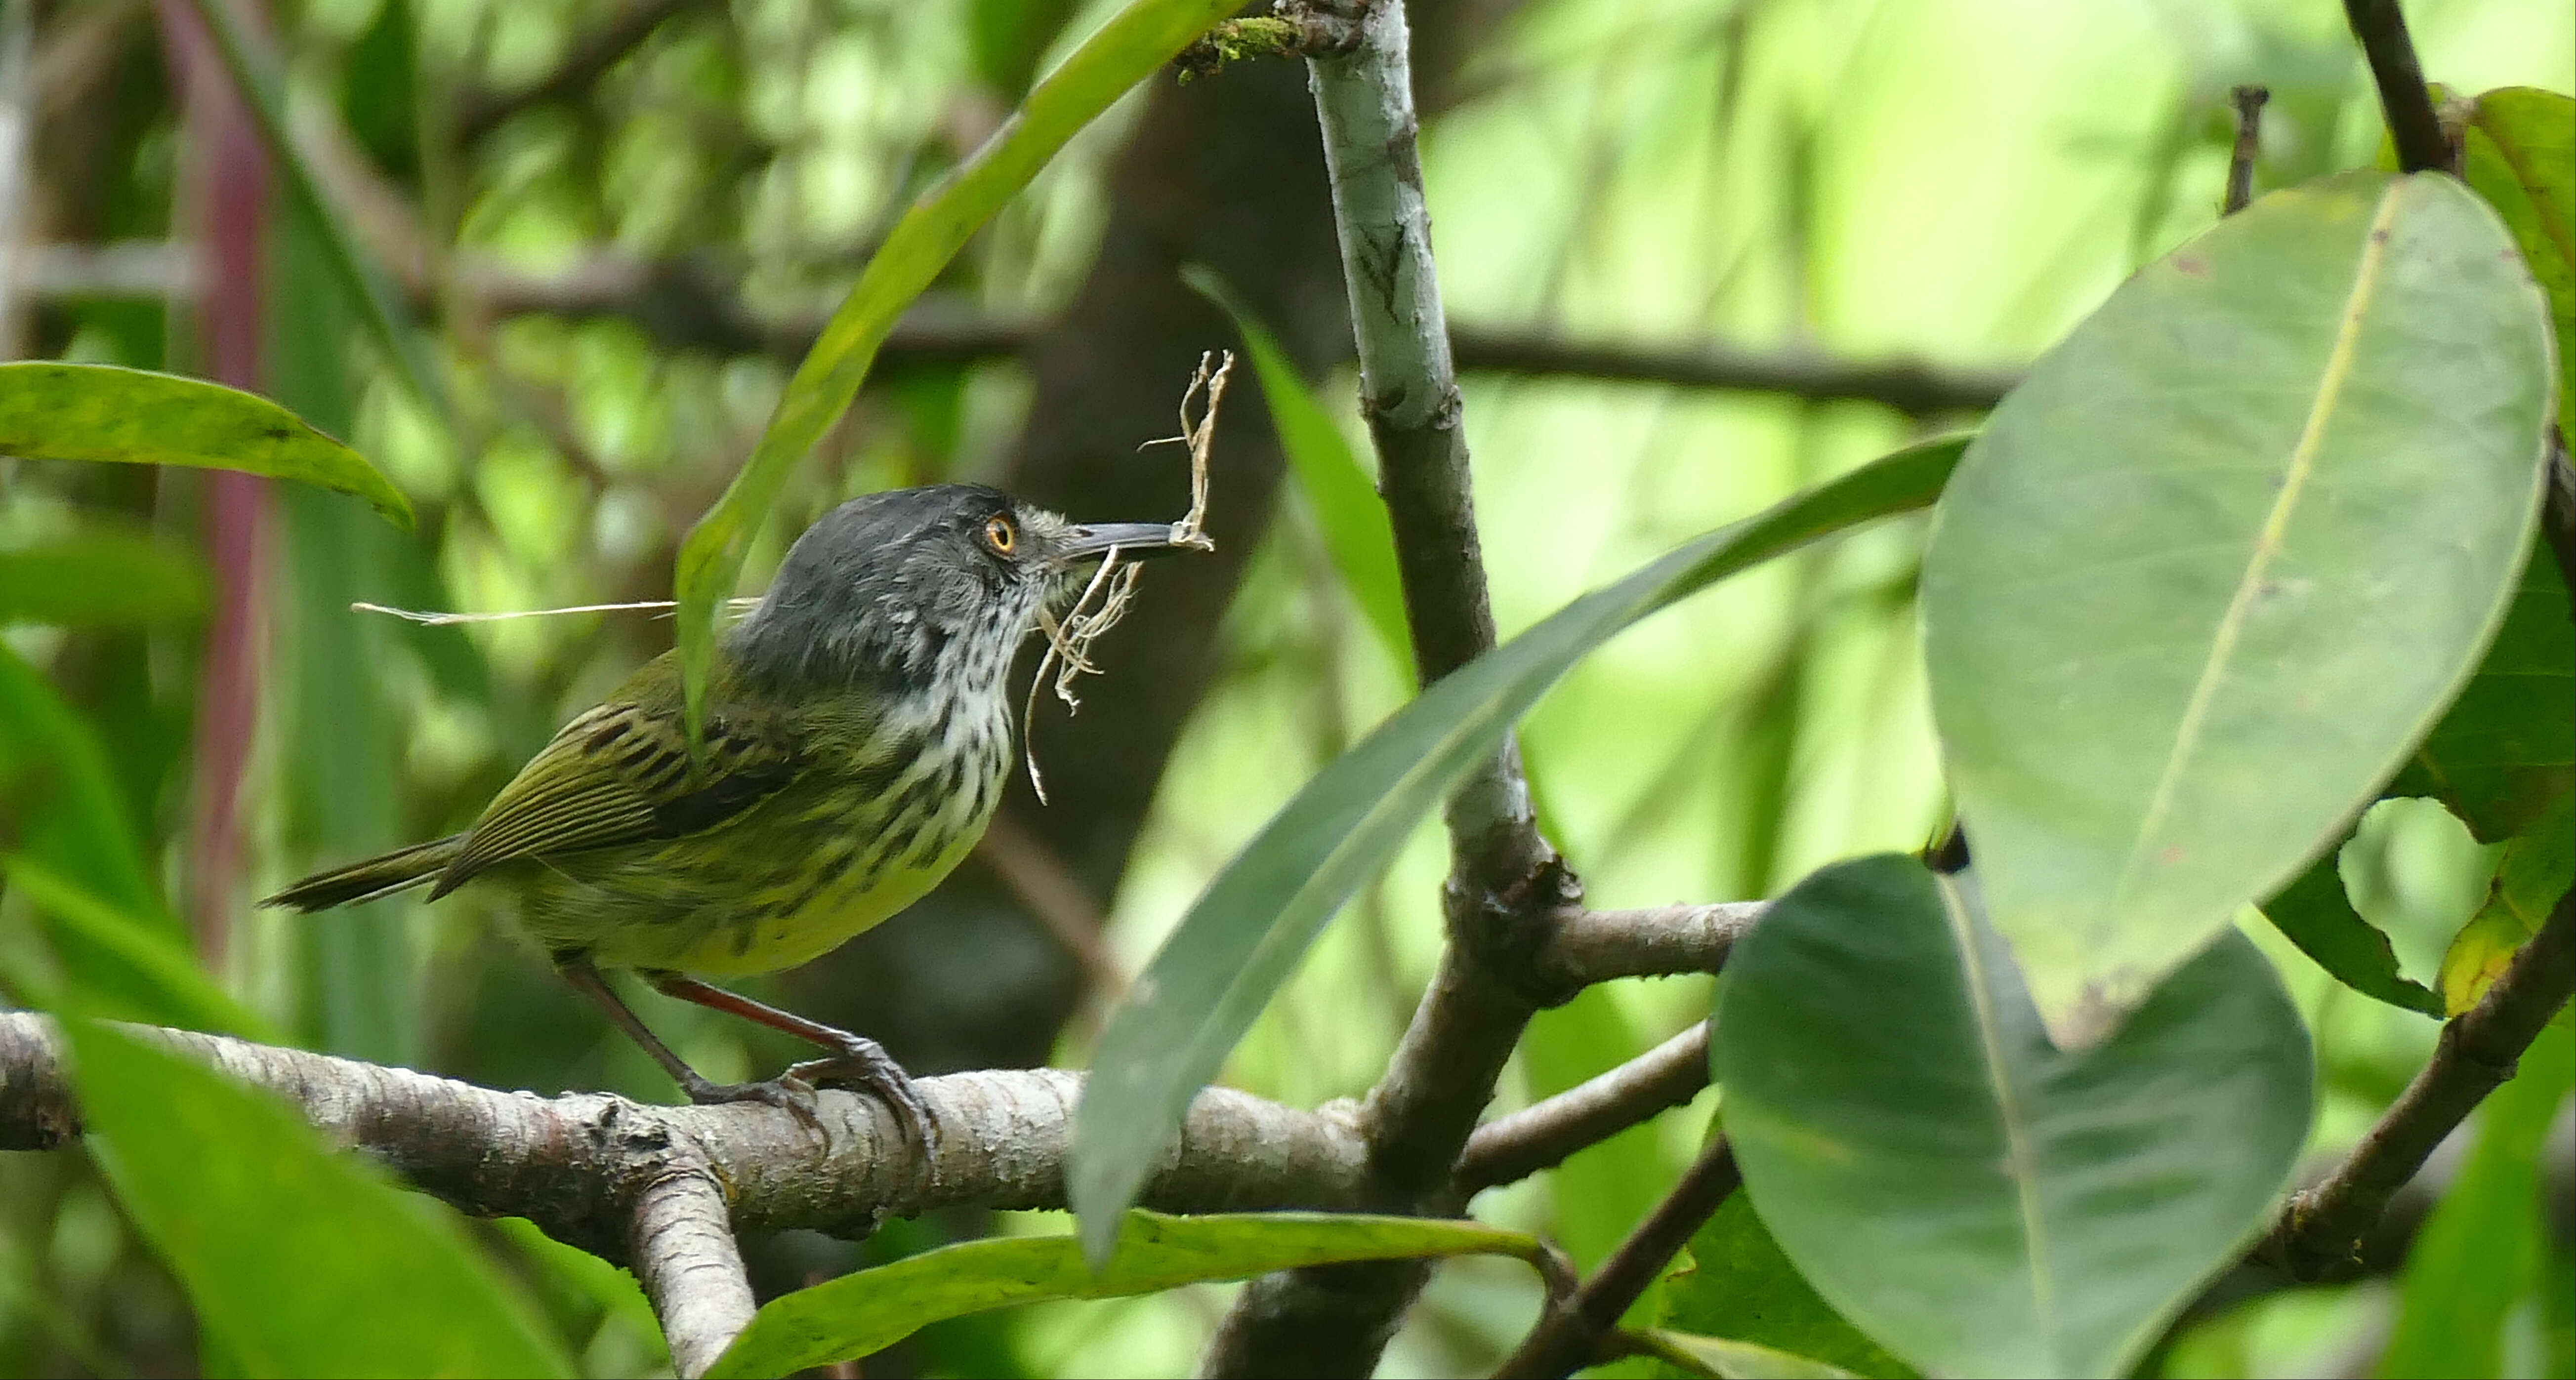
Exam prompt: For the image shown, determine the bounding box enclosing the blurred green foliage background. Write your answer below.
[0,0,2567,1375]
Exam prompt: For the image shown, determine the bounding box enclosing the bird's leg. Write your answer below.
[641,971,939,1164]
[555,957,829,1135]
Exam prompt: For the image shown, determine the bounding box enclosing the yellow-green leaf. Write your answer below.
[706,1211,1546,1379]
[0,363,410,526]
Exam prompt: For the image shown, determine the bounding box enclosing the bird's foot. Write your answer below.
[681,1071,829,1136]
[785,1036,940,1174]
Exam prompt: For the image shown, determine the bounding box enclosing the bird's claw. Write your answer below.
[785,1040,940,1174]
[682,1071,829,1136]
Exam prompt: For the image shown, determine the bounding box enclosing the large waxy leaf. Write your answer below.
[672,0,1240,740]
[2387,550,2573,844]
[66,1020,574,1378]
[0,363,411,526]
[0,532,207,626]
[1189,267,1414,671]
[1711,855,2312,1379]
[2461,87,2574,431]
[1071,436,1965,1261]
[1922,170,2554,1046]
[706,1212,1546,1379]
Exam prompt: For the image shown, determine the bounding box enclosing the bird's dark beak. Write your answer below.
[1052,521,1202,563]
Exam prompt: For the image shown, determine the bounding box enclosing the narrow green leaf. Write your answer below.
[673,0,1240,741]
[183,0,448,424]
[1711,855,2312,1379]
[1923,170,2554,1046]
[2388,550,2573,844]
[0,642,162,915]
[1187,266,1415,672]
[0,858,271,1039]
[1661,1192,1913,1379]
[0,363,410,526]
[0,533,207,626]
[1634,1328,1863,1380]
[2378,1032,2575,1377]
[2439,789,2574,1015]
[65,1019,575,1378]
[2463,86,2575,432]
[706,1211,1545,1380]
[2260,847,2444,1016]
[1072,436,1967,1261]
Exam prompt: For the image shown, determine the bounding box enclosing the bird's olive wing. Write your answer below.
[427,694,801,899]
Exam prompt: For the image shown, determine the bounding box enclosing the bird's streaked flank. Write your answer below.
[267,485,1200,1156]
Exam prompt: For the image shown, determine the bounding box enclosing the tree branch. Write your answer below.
[452,0,713,145]
[1541,902,1761,987]
[1455,1023,1711,1196]
[10,240,2023,410]
[1205,1,1579,1370]
[629,1163,757,1378]
[0,1011,1377,1371]
[2263,857,2576,1279]
[1491,1136,1742,1379]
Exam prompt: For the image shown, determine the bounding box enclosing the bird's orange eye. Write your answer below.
[983,514,1017,554]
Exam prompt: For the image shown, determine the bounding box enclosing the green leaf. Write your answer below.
[2439,789,2574,1015]
[182,0,447,424]
[0,642,163,915]
[0,363,411,527]
[1660,1193,1912,1379]
[0,532,207,626]
[672,0,1240,741]
[2260,847,2444,1016]
[2388,550,2574,844]
[2462,86,2575,433]
[706,1211,1546,1380]
[1071,435,1967,1261]
[1633,1328,1863,1380]
[2378,1030,2575,1377]
[1710,855,2312,1379]
[64,1019,574,1378]
[1187,266,1415,673]
[0,857,271,1039]
[1922,170,2554,1046]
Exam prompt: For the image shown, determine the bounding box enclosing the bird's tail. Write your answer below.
[260,834,466,912]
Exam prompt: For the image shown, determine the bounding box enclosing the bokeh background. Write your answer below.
[0,0,2568,1375]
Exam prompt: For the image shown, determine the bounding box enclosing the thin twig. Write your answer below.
[2340,0,2453,176]
[1455,1023,1711,1195]
[2224,85,2268,215]
[1491,1137,1744,1379]
[973,809,1130,1004]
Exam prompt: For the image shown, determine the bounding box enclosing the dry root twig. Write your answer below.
[1021,350,1233,802]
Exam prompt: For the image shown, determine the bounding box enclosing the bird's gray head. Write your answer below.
[726,483,1188,705]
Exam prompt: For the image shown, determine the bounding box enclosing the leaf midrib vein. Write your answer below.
[2111,183,2410,909]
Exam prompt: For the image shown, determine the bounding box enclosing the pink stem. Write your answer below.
[162,0,271,964]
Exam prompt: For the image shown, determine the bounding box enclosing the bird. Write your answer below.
[264,484,1194,1156]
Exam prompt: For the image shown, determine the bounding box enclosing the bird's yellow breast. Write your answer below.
[507,713,1008,976]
